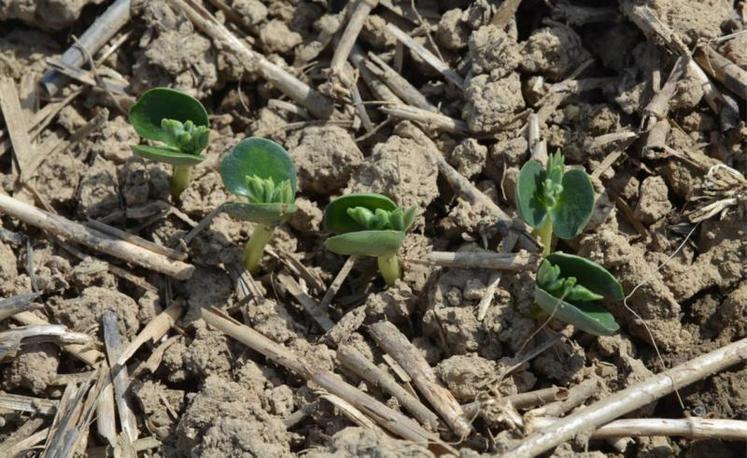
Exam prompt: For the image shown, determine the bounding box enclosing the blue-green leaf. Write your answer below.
[223,202,296,226]
[534,286,620,336]
[549,168,595,239]
[324,230,405,257]
[131,144,206,166]
[516,160,548,229]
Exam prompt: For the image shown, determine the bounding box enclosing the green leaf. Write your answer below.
[549,168,595,239]
[131,144,206,166]
[223,202,296,226]
[534,286,620,336]
[220,138,297,202]
[129,88,209,145]
[544,252,624,301]
[323,193,398,234]
[324,230,405,257]
[516,160,548,229]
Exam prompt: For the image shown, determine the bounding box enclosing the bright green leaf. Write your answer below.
[323,193,398,234]
[220,137,297,203]
[129,88,209,146]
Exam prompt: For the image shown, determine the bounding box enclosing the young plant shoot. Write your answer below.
[220,137,296,273]
[323,193,415,286]
[516,151,595,255]
[535,252,623,336]
[129,88,210,200]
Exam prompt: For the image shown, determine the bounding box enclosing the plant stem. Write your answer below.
[377,254,401,286]
[243,225,274,273]
[171,165,192,200]
[535,218,554,256]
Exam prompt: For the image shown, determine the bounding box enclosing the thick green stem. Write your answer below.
[171,165,192,200]
[377,254,401,287]
[535,218,554,256]
[243,225,274,273]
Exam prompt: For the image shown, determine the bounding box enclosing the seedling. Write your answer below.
[323,193,415,286]
[516,151,595,255]
[534,252,623,336]
[129,87,210,200]
[220,137,297,273]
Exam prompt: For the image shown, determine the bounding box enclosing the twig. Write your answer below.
[694,45,747,101]
[96,379,117,447]
[168,0,334,119]
[462,386,569,419]
[476,231,519,321]
[527,112,547,164]
[380,105,467,134]
[526,377,600,418]
[183,203,225,245]
[0,193,195,280]
[201,307,454,451]
[420,250,533,271]
[46,59,128,95]
[369,321,471,437]
[331,0,379,71]
[0,324,91,360]
[284,400,320,428]
[41,0,131,95]
[116,302,183,366]
[276,273,334,332]
[86,218,187,260]
[102,312,138,442]
[0,417,46,456]
[529,417,747,440]
[0,292,41,321]
[385,22,465,89]
[0,77,35,180]
[12,312,103,366]
[350,47,404,105]
[367,53,437,111]
[318,256,357,310]
[504,336,747,457]
[3,428,49,457]
[687,58,739,121]
[0,393,58,415]
[351,85,374,132]
[643,56,688,127]
[42,369,106,458]
[337,344,441,430]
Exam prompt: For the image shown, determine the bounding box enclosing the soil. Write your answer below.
[0,0,746,457]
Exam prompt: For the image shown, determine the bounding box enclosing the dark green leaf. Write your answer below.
[544,252,624,301]
[129,88,209,145]
[131,144,206,166]
[223,202,296,225]
[324,230,405,257]
[534,286,620,336]
[220,138,297,201]
[549,168,595,239]
[323,193,398,234]
[516,160,548,229]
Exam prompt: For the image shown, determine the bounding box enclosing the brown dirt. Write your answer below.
[0,1,745,457]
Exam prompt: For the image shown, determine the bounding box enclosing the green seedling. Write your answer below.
[516,151,595,255]
[129,87,210,200]
[323,193,415,287]
[220,137,297,273]
[534,252,623,336]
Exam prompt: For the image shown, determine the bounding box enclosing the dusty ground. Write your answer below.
[0,0,746,456]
